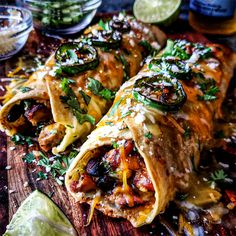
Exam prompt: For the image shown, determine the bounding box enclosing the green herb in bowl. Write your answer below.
[24,0,102,35]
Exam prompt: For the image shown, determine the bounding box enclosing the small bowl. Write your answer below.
[23,0,102,35]
[0,5,33,61]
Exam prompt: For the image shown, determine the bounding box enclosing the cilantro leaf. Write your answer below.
[121,111,132,118]
[37,171,48,180]
[105,121,113,126]
[112,141,119,149]
[23,152,35,164]
[19,86,33,93]
[163,39,190,60]
[198,85,219,101]
[88,78,115,101]
[194,43,212,59]
[98,19,111,31]
[109,98,123,116]
[79,90,91,105]
[11,134,34,146]
[115,54,130,81]
[144,131,153,139]
[139,40,157,56]
[60,78,95,125]
[210,169,228,183]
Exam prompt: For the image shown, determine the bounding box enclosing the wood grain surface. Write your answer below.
[1,21,236,235]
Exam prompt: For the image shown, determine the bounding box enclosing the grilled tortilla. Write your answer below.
[0,14,165,154]
[65,39,235,227]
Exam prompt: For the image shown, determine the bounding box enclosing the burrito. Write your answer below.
[0,13,165,154]
[65,39,235,227]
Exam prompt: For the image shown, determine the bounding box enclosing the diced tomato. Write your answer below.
[225,190,236,206]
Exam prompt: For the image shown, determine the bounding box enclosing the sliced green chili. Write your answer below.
[55,42,99,75]
[88,30,122,49]
[133,75,187,112]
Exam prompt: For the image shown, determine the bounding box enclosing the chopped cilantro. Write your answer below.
[37,171,48,180]
[11,134,34,146]
[55,67,63,77]
[98,19,111,31]
[112,141,119,149]
[163,39,212,61]
[27,150,78,185]
[23,152,35,164]
[23,100,33,111]
[79,90,91,105]
[115,54,130,81]
[105,121,113,126]
[198,85,219,101]
[144,131,153,139]
[139,40,157,56]
[19,86,33,93]
[66,124,74,129]
[210,169,228,183]
[121,111,132,118]
[194,73,219,101]
[88,78,115,101]
[193,72,205,80]
[194,43,212,59]
[60,78,95,125]
[163,39,190,60]
[109,98,123,116]
[37,152,51,172]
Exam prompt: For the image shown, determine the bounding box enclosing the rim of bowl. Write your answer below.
[24,0,102,9]
[0,5,33,33]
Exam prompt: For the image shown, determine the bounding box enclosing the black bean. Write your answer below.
[97,175,116,192]
[86,158,101,177]
[7,104,24,122]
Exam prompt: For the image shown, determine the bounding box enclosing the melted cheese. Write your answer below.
[120,146,129,192]
[85,193,101,226]
[52,117,91,154]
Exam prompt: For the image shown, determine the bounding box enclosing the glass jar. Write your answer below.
[189,0,236,35]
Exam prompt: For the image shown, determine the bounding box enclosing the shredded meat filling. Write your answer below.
[24,104,52,126]
[38,123,65,152]
[71,140,154,208]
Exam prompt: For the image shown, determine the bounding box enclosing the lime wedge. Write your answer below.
[4,190,77,236]
[133,0,181,25]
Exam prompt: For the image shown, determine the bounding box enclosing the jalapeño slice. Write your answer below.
[133,75,187,112]
[109,17,131,33]
[55,42,99,75]
[149,58,192,81]
[88,30,122,49]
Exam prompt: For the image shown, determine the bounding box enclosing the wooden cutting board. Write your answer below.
[1,25,236,236]
[0,29,162,236]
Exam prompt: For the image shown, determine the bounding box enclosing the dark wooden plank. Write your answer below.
[6,139,147,236]
[0,132,7,236]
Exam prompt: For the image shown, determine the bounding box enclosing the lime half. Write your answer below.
[4,190,77,236]
[133,0,181,25]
